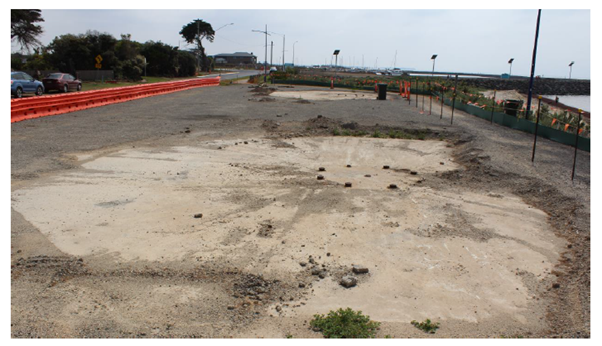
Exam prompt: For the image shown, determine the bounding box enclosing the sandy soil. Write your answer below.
[12,136,564,337]
[271,90,377,101]
[11,84,589,338]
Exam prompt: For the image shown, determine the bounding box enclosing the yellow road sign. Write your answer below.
[95,55,103,64]
[95,63,102,69]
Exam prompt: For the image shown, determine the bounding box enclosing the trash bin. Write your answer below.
[504,99,523,116]
[377,83,387,100]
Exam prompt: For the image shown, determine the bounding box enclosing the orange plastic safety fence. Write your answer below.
[11,77,220,123]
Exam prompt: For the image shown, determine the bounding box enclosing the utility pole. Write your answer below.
[293,41,298,67]
[270,41,273,67]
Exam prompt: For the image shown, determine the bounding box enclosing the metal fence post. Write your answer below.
[571,110,582,181]
[450,74,458,125]
[490,89,497,124]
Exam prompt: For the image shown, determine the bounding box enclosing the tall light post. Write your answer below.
[292,41,299,66]
[508,58,514,77]
[431,54,438,76]
[211,23,234,72]
[569,61,575,79]
[252,25,270,82]
[270,31,286,69]
[333,49,340,78]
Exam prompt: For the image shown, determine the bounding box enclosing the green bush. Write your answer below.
[310,308,380,338]
[411,318,440,334]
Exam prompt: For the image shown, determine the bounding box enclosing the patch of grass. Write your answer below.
[411,319,440,334]
[285,334,293,339]
[371,130,386,138]
[332,128,433,141]
[499,334,524,339]
[310,308,381,338]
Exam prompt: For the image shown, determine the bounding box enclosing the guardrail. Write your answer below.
[11,77,220,123]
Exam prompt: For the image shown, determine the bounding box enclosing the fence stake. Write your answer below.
[408,81,411,104]
[415,79,418,108]
[429,84,432,115]
[571,110,582,181]
[490,89,497,123]
[440,87,444,119]
[422,85,425,112]
[531,96,542,162]
[450,74,458,125]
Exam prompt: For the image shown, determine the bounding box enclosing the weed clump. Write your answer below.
[310,308,381,338]
[411,319,440,334]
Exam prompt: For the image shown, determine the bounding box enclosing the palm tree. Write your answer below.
[179,19,215,73]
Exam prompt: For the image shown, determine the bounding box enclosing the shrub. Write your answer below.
[411,319,440,334]
[310,308,380,338]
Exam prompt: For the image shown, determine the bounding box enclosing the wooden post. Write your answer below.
[450,74,458,125]
[490,89,497,124]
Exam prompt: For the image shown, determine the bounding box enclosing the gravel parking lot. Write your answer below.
[11,83,590,338]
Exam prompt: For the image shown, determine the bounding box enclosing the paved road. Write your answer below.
[200,69,262,81]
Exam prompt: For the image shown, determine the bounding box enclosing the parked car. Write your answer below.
[11,71,44,98]
[42,73,82,93]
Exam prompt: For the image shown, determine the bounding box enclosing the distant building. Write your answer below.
[212,52,257,65]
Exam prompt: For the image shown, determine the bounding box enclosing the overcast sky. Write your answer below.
[23,9,590,79]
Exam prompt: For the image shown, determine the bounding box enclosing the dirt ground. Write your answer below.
[11,84,590,338]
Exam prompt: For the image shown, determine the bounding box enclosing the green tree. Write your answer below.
[179,19,214,72]
[116,55,145,81]
[11,9,44,52]
[176,51,197,77]
[115,34,141,61]
[46,31,118,74]
[140,41,179,77]
[24,48,53,72]
[11,53,27,70]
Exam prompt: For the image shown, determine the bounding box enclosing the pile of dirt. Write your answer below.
[262,115,450,141]
[249,86,277,96]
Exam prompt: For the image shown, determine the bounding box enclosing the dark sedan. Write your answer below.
[42,73,82,93]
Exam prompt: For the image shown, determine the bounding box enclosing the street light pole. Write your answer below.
[569,61,575,79]
[431,54,438,76]
[293,41,298,67]
[333,50,340,79]
[508,58,514,77]
[211,23,234,72]
[252,25,270,83]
